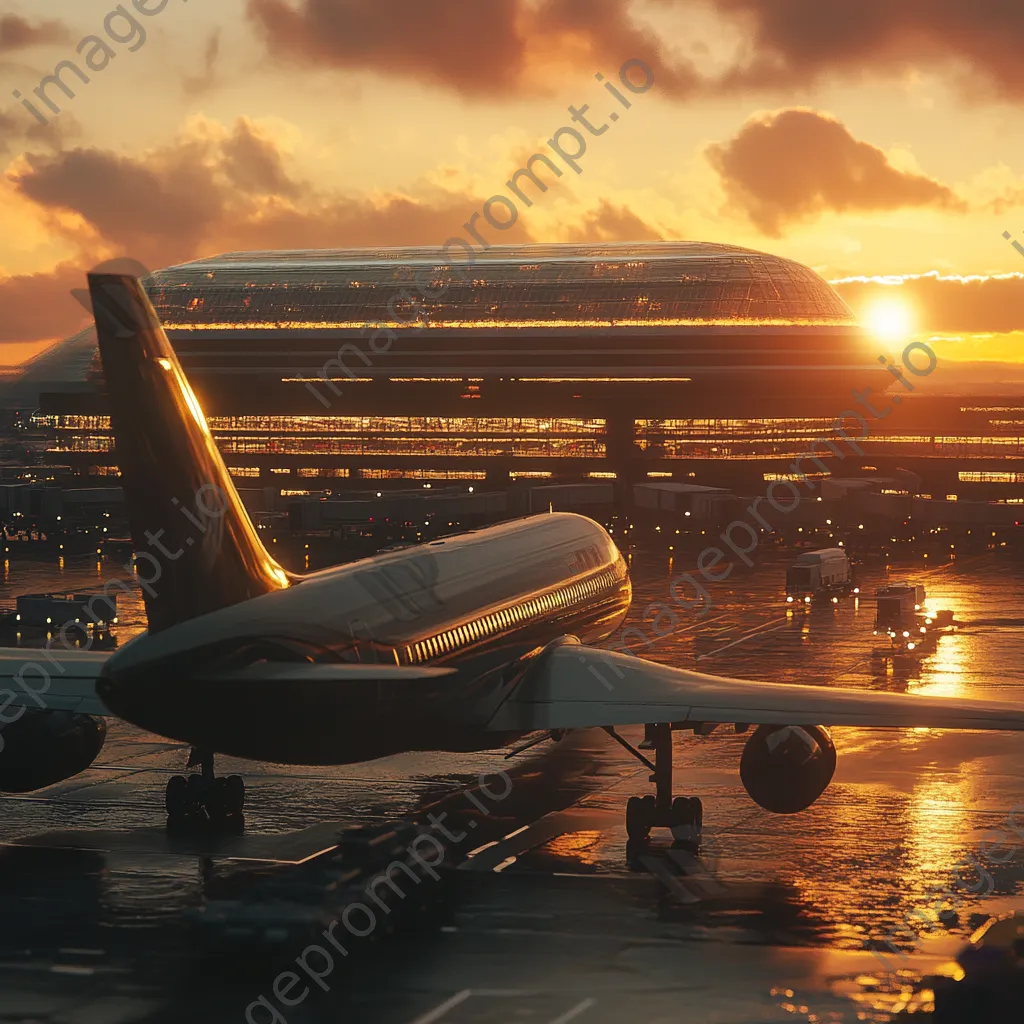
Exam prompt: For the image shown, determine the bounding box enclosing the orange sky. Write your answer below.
[4,1,1024,365]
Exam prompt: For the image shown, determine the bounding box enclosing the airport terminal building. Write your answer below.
[15,241,1024,505]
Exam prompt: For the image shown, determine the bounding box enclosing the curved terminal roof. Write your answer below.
[148,241,856,332]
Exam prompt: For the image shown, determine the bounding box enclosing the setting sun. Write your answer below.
[863,298,915,342]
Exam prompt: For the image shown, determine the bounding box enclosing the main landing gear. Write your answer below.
[606,723,703,844]
[165,748,244,831]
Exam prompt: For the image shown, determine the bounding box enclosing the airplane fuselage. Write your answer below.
[98,513,631,764]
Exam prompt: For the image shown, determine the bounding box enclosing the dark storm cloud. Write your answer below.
[245,0,697,96]
[711,0,1024,98]
[707,109,965,236]
[835,274,1024,335]
[0,14,72,53]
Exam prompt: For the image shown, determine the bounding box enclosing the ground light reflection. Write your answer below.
[912,629,970,700]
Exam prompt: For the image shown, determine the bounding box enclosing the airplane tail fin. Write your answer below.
[88,273,289,633]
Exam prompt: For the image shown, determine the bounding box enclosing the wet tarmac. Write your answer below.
[1,547,1023,1022]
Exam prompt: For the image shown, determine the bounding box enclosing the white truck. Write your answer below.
[785,548,853,605]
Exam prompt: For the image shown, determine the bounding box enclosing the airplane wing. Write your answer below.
[0,650,456,720]
[486,642,1024,732]
[0,649,112,717]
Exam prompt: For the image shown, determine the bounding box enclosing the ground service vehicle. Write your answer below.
[785,548,854,605]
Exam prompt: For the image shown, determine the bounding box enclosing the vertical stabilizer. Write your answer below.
[88,273,289,632]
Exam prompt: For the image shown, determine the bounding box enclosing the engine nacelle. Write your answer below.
[0,709,106,792]
[739,724,836,814]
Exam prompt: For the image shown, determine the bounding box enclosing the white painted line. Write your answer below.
[408,989,473,1024]
[465,840,500,858]
[493,855,518,873]
[549,998,597,1024]
[695,620,788,661]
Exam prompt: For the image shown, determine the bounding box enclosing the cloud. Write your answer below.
[10,116,537,257]
[0,261,91,346]
[242,0,1024,102]
[220,118,302,198]
[0,105,79,160]
[245,0,697,96]
[0,14,71,53]
[183,30,221,98]
[710,0,1024,99]
[563,199,662,242]
[2,116,544,346]
[13,138,230,268]
[833,271,1024,334]
[707,108,965,235]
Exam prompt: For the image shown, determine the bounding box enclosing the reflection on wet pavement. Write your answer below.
[0,549,1022,1021]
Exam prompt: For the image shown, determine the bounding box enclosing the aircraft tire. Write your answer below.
[626,795,653,841]
[165,775,188,818]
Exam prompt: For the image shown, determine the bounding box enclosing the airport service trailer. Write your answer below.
[785,548,853,604]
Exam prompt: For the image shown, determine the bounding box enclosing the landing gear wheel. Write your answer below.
[165,751,246,832]
[626,796,653,842]
[224,775,245,817]
[205,777,227,823]
[186,773,205,816]
[165,775,188,819]
[669,796,703,843]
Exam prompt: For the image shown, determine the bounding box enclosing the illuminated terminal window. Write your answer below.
[50,436,114,453]
[219,437,605,457]
[510,471,553,480]
[211,416,605,436]
[937,437,1024,454]
[587,471,617,479]
[280,489,312,496]
[959,470,1024,483]
[88,465,121,476]
[960,407,1024,413]
[35,414,111,431]
[228,466,260,478]
[269,467,291,475]
[358,469,487,480]
[297,468,351,478]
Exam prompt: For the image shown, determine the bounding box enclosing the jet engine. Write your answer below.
[739,724,836,814]
[0,708,106,793]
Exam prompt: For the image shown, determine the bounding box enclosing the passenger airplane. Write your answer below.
[2,272,1024,841]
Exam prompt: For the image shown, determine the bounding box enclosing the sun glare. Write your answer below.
[864,298,914,342]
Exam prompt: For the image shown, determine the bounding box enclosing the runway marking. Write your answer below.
[666,847,727,898]
[465,839,501,858]
[549,998,597,1023]
[409,989,472,1023]
[458,807,620,872]
[637,854,701,904]
[695,618,788,661]
[407,991,596,1024]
